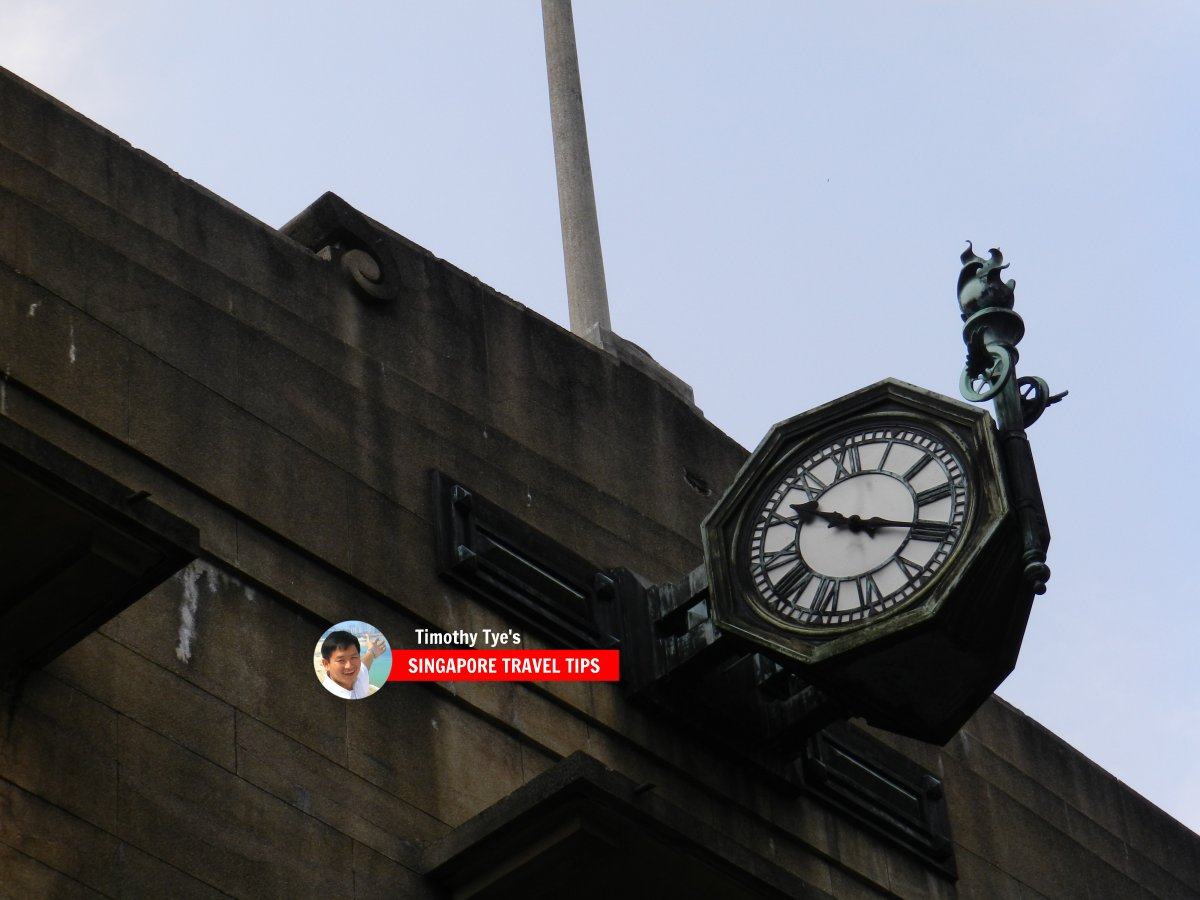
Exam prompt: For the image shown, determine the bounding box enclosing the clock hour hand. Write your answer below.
[827,513,916,535]
[792,502,914,536]
[789,500,819,525]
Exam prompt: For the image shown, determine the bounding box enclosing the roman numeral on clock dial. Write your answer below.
[915,482,953,505]
[810,577,838,614]
[762,545,801,573]
[910,520,953,541]
[794,470,826,499]
[856,574,884,608]
[773,560,814,600]
[896,556,924,582]
[903,454,934,481]
[831,445,861,481]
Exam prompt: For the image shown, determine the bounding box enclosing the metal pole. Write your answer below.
[957,244,1062,594]
[541,0,612,347]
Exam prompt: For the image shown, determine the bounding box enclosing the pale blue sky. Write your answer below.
[4,1,1198,833]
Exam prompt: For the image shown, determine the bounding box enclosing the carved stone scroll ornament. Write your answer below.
[281,191,405,302]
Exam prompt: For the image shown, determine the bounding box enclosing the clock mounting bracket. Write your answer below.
[958,243,1066,595]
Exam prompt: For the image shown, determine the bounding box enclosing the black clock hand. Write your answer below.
[818,511,899,535]
[790,501,819,522]
[838,514,916,535]
[792,502,915,536]
[793,502,866,531]
[834,515,953,542]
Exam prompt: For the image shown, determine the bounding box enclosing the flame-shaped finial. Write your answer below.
[958,242,1016,318]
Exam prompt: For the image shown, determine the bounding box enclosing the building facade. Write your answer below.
[1,67,1198,899]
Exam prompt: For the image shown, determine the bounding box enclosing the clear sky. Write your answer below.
[4,1,1198,834]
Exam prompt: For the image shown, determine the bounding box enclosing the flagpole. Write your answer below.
[541,0,612,347]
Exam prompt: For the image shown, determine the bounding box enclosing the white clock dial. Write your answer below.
[744,422,970,631]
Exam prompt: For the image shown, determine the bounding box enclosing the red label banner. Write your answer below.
[389,650,620,682]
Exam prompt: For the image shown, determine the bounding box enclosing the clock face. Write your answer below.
[743,421,970,632]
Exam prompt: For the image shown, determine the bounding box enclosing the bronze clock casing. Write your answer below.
[703,379,1027,744]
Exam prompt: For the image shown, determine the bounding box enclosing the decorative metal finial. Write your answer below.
[958,243,1015,318]
[956,243,1065,595]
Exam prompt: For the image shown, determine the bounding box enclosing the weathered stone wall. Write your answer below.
[1,65,1197,898]
[873,701,1200,898]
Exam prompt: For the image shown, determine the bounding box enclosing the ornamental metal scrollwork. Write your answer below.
[960,334,1012,402]
[956,243,1065,594]
[1017,375,1067,428]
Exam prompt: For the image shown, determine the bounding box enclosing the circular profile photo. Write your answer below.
[314,621,391,699]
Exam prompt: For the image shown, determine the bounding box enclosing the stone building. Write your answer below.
[1,66,1198,898]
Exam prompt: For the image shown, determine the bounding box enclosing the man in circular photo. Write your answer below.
[316,623,390,699]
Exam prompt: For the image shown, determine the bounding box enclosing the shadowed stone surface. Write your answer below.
[0,63,1197,899]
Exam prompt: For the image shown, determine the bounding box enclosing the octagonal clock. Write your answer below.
[703,379,1029,743]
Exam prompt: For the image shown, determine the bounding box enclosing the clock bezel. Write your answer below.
[702,379,1011,667]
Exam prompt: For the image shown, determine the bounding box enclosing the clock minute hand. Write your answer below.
[852,515,917,534]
